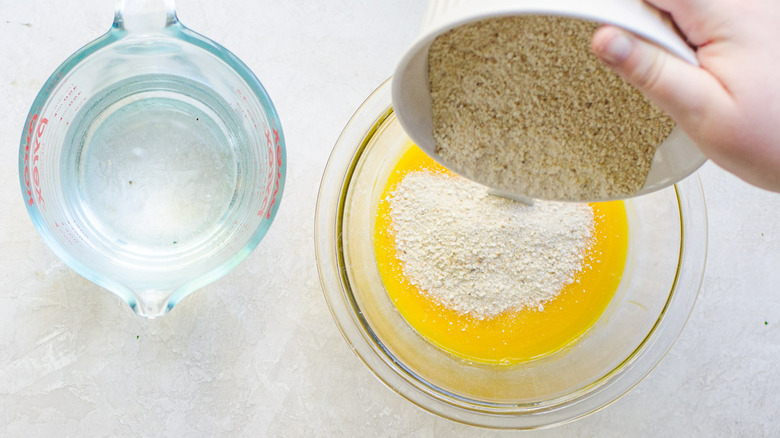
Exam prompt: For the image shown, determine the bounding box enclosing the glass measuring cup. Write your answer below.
[18,0,286,318]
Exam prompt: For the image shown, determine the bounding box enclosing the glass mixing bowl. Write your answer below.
[315,79,707,429]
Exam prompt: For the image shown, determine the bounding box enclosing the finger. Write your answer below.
[644,0,724,47]
[644,0,709,15]
[591,25,734,135]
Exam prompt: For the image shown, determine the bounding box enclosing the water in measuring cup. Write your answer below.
[68,75,243,252]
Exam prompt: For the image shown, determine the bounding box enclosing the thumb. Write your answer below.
[591,25,730,130]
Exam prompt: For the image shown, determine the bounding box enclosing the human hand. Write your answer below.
[591,0,780,192]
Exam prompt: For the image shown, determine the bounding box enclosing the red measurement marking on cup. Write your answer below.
[52,84,84,125]
[235,88,261,129]
[270,128,282,217]
[257,128,274,217]
[68,89,85,116]
[257,125,282,219]
[225,221,251,253]
[22,113,49,209]
[56,84,77,117]
[55,219,88,247]
[231,88,282,219]
[23,84,83,209]
[43,72,65,95]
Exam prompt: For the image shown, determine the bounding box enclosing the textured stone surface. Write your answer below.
[0,1,778,436]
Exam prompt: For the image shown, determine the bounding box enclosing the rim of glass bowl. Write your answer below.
[314,78,708,429]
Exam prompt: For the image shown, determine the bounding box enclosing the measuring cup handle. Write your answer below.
[113,0,178,33]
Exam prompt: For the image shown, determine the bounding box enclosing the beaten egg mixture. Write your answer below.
[373,145,629,364]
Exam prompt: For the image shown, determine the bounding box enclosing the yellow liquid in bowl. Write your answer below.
[374,145,629,364]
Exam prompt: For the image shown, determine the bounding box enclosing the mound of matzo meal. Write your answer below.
[429,15,675,201]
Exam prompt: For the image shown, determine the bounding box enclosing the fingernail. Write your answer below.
[599,33,633,64]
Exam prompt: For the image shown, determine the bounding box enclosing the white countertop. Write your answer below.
[1,1,778,436]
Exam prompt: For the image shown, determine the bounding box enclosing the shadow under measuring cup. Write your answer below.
[18,0,285,318]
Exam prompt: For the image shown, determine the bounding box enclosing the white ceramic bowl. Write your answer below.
[392,0,706,202]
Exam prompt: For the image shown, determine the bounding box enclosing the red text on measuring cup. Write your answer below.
[258,126,282,219]
[23,114,49,209]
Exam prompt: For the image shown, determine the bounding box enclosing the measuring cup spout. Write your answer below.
[131,288,176,318]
